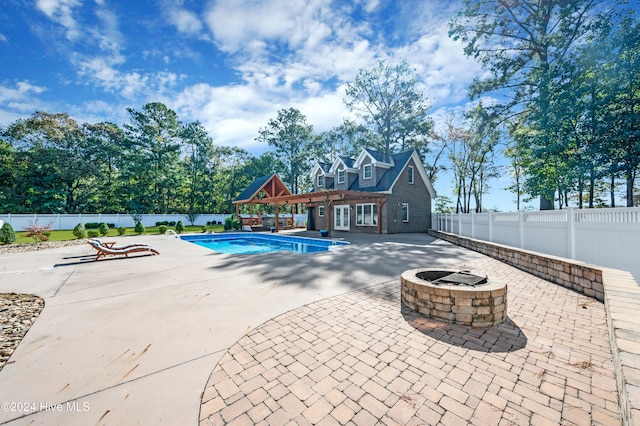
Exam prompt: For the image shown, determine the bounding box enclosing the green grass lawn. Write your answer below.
[11,224,225,245]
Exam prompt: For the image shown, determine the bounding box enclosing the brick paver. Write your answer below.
[200,256,621,425]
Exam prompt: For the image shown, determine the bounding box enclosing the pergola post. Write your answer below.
[376,201,385,234]
[326,200,333,237]
[275,204,280,233]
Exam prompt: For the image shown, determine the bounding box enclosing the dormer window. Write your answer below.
[337,169,345,183]
[317,174,324,187]
[408,166,414,184]
[363,164,372,180]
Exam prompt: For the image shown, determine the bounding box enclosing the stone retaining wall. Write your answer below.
[428,230,604,301]
[428,229,639,426]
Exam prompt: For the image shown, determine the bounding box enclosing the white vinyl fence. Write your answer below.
[0,213,308,231]
[433,207,640,282]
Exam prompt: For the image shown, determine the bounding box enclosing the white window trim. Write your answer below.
[317,174,324,187]
[402,203,409,222]
[318,206,325,217]
[337,169,345,184]
[356,203,378,226]
[363,164,372,180]
[408,166,414,184]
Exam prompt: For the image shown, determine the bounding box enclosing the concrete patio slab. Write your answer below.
[0,232,482,424]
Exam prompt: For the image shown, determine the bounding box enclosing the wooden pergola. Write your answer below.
[233,174,387,235]
[232,174,293,229]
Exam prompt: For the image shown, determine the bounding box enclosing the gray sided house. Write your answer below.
[309,149,436,234]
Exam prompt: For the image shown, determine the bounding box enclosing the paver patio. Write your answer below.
[0,232,623,425]
[199,254,621,425]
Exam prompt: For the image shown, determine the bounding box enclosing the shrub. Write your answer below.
[201,225,207,233]
[72,223,87,239]
[159,225,168,234]
[99,222,110,236]
[134,221,145,234]
[223,216,241,231]
[23,221,52,243]
[155,221,169,226]
[117,226,127,236]
[0,223,16,244]
[175,220,185,233]
[168,221,176,226]
[87,230,100,238]
[84,222,100,229]
[107,223,116,228]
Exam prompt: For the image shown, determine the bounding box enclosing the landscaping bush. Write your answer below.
[134,221,145,234]
[201,225,207,233]
[159,225,168,234]
[168,221,176,226]
[23,222,52,243]
[223,216,241,231]
[175,220,184,233]
[87,230,99,238]
[84,222,100,229]
[72,223,87,239]
[99,222,110,236]
[117,226,126,236]
[155,221,169,226]
[0,222,16,244]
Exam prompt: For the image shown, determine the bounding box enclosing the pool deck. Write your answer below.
[0,231,622,425]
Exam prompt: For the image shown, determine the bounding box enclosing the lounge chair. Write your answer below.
[89,238,153,250]
[87,240,159,260]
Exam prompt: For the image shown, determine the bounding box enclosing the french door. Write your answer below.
[334,205,350,231]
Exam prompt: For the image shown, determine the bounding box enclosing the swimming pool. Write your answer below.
[181,233,349,255]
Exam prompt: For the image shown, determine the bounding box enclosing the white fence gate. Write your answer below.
[432,207,640,282]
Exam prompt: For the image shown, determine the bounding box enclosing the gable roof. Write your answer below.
[329,156,357,174]
[347,149,437,198]
[233,173,292,203]
[354,148,394,169]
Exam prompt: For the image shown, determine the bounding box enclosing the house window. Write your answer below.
[408,166,414,184]
[356,203,378,226]
[317,174,324,187]
[402,203,409,222]
[363,164,372,180]
[318,206,325,217]
[337,169,345,184]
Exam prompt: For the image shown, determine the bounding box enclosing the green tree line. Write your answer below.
[0,60,436,215]
[0,103,284,214]
[451,1,640,209]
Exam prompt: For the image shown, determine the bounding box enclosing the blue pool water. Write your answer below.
[181,233,349,255]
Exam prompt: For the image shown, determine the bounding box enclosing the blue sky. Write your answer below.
[0,0,525,211]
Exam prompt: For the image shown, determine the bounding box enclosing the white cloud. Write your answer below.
[35,0,82,41]
[171,9,203,35]
[0,81,48,122]
[0,81,47,101]
[205,0,333,53]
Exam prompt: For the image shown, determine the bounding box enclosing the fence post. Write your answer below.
[488,211,493,242]
[471,210,475,238]
[458,212,462,236]
[518,210,524,249]
[568,207,576,259]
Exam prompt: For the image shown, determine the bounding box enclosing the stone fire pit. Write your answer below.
[401,268,507,327]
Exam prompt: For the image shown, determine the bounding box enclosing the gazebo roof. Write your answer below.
[233,174,292,204]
